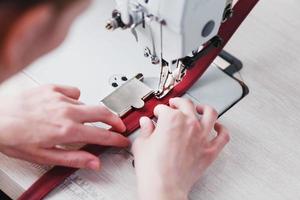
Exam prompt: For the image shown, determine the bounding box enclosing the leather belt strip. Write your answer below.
[18,0,260,199]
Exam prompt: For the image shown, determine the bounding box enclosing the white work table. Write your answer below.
[209,0,300,199]
[1,0,300,199]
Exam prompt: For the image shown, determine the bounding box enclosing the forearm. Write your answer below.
[139,194,187,200]
[137,179,188,200]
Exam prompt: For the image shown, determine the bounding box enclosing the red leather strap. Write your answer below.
[18,0,259,199]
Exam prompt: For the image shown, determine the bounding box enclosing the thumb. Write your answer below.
[48,84,81,100]
[139,117,155,138]
[132,117,155,156]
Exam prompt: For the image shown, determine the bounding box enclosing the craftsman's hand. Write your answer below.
[132,98,230,200]
[0,85,130,170]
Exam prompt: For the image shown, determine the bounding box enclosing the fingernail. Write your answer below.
[169,98,175,102]
[139,117,148,126]
[121,122,127,132]
[87,160,100,171]
[120,136,131,146]
[125,138,131,146]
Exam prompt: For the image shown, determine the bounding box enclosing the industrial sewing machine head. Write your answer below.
[105,0,233,99]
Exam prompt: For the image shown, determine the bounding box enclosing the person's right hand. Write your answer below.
[132,98,230,200]
[0,85,130,170]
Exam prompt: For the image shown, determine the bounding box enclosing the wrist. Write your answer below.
[137,179,188,200]
[155,189,188,200]
[138,188,188,200]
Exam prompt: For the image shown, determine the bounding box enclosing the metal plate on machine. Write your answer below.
[101,74,153,117]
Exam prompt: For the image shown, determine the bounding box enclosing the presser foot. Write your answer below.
[154,36,223,99]
[154,61,187,99]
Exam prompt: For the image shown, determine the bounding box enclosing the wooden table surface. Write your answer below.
[1,0,300,199]
[202,0,300,199]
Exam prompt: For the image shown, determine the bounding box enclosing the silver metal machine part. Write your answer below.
[101,74,154,117]
[105,0,234,99]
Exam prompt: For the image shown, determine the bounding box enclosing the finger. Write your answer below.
[50,85,81,100]
[60,96,84,105]
[153,104,174,118]
[209,122,230,155]
[139,117,155,138]
[36,148,101,170]
[169,98,196,117]
[60,124,130,147]
[196,105,218,130]
[73,105,126,133]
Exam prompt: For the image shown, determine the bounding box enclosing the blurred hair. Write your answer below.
[0,0,43,9]
[0,0,46,48]
[0,0,77,12]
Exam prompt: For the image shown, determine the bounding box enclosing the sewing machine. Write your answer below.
[105,0,234,99]
[20,0,245,117]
